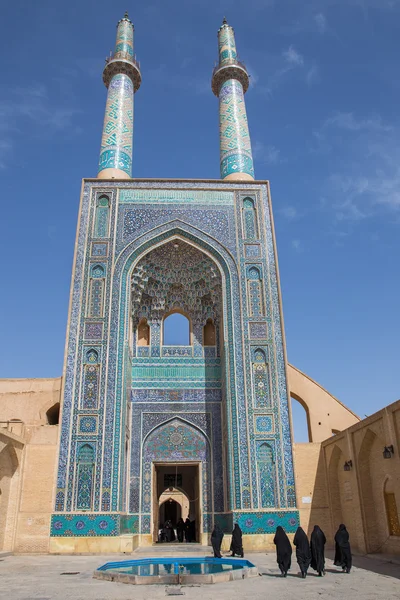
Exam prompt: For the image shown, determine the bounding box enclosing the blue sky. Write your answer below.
[1,0,399,442]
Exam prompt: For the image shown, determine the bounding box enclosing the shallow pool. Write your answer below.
[95,556,258,584]
[98,557,254,576]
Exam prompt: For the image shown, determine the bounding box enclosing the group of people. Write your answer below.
[211,523,244,558]
[274,523,352,578]
[159,518,196,543]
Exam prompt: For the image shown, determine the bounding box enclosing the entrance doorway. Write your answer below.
[153,463,201,543]
[162,498,181,524]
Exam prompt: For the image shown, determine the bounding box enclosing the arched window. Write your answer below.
[203,319,216,346]
[137,318,150,346]
[86,349,98,364]
[257,442,276,508]
[91,264,105,278]
[252,348,270,407]
[94,195,110,238]
[163,313,190,345]
[243,197,258,240]
[384,480,400,536]
[46,403,60,425]
[76,444,95,511]
[248,266,264,316]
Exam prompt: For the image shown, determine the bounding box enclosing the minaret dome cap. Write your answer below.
[218,16,232,32]
[118,11,133,26]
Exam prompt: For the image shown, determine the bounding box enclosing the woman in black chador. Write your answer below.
[176,518,185,543]
[273,526,292,577]
[293,527,311,578]
[211,523,224,558]
[310,525,326,576]
[184,518,191,543]
[334,524,352,573]
[230,523,244,558]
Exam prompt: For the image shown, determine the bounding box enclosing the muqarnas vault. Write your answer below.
[50,13,299,551]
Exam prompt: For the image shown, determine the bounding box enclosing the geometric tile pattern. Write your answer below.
[98,74,133,176]
[98,17,135,176]
[257,442,276,508]
[249,322,268,339]
[218,24,237,64]
[219,80,254,179]
[94,196,110,238]
[217,23,254,179]
[50,514,119,537]
[243,199,258,239]
[52,180,298,537]
[255,415,273,433]
[50,510,298,537]
[252,348,270,408]
[79,416,97,433]
[245,244,260,258]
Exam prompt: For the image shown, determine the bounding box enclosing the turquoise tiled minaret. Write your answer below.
[98,13,141,179]
[212,18,255,181]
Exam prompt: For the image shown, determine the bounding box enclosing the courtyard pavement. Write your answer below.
[0,548,399,600]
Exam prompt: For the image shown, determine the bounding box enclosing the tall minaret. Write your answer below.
[211,18,254,181]
[97,13,141,179]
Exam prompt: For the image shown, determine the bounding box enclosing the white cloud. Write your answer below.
[253,141,281,164]
[283,45,304,67]
[280,206,298,219]
[292,239,302,251]
[316,112,400,221]
[314,13,327,33]
[324,112,392,132]
[306,64,319,85]
[0,84,80,168]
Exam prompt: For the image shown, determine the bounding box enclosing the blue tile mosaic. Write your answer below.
[53,180,298,536]
[50,514,119,536]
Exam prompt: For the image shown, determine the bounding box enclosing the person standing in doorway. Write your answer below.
[176,517,185,543]
[184,517,191,542]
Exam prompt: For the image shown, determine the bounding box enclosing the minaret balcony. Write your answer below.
[211,59,249,96]
[103,53,142,92]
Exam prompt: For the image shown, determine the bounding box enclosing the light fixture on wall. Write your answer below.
[383,445,394,459]
[343,460,352,471]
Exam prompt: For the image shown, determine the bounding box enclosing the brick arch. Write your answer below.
[327,445,344,531]
[358,428,380,552]
[287,364,360,443]
[0,442,20,551]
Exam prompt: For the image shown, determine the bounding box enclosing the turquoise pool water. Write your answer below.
[98,557,255,576]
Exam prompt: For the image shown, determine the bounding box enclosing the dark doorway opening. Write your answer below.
[153,463,200,544]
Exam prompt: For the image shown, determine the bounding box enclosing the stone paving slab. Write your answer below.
[0,552,399,600]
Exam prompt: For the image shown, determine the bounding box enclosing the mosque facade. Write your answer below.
[3,14,398,557]
[50,14,298,549]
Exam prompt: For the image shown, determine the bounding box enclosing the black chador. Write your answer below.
[293,527,311,578]
[176,518,185,543]
[230,523,244,557]
[334,524,352,573]
[184,518,191,542]
[211,523,224,558]
[273,526,292,577]
[310,525,326,576]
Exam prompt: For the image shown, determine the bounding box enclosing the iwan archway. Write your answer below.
[127,232,228,545]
